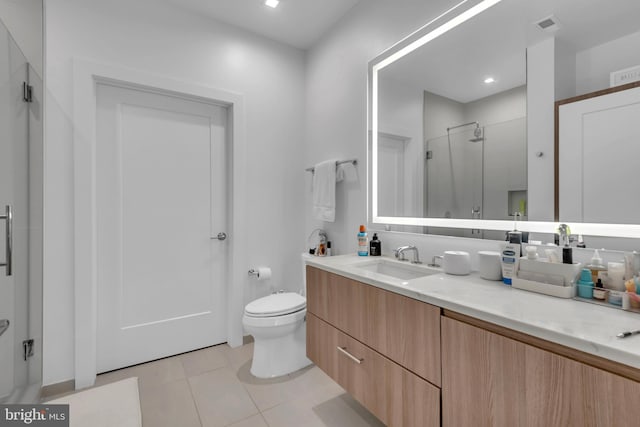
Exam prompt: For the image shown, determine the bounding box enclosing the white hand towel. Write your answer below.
[312,160,337,222]
[336,161,357,183]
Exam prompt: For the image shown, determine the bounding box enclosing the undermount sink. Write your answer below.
[354,259,439,280]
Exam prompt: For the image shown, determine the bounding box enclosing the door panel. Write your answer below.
[0,29,29,400]
[96,83,228,372]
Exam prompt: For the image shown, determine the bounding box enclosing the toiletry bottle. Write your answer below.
[558,224,572,264]
[501,243,519,285]
[577,268,594,299]
[357,225,368,256]
[593,278,606,301]
[369,233,381,256]
[317,233,327,256]
[586,249,605,283]
[326,241,331,257]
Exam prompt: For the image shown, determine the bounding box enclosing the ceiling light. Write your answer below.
[264,0,279,8]
[484,77,495,84]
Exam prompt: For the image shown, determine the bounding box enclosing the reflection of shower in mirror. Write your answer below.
[446,121,485,142]
[470,125,484,142]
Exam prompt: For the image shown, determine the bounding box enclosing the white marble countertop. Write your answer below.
[305,254,640,370]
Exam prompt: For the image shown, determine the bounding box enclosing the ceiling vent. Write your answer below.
[535,15,560,32]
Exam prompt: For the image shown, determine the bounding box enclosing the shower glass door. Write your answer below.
[0,14,42,403]
[424,128,483,237]
[423,117,526,239]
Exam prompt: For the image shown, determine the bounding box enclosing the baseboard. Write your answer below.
[40,380,75,400]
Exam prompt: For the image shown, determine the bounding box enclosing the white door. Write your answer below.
[378,132,407,217]
[96,82,228,373]
[0,31,29,400]
[559,85,640,223]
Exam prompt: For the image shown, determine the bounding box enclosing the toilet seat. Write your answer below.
[244,292,306,317]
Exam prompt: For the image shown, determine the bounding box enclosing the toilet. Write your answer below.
[242,254,313,378]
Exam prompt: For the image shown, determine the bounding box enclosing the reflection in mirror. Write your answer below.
[376,0,527,237]
[370,0,640,243]
[557,82,640,225]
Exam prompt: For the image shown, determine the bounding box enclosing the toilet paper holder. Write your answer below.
[248,267,272,279]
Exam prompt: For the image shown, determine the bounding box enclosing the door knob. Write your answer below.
[213,232,227,241]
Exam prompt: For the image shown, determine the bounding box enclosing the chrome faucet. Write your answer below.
[394,246,422,264]
[557,223,571,246]
[428,255,443,268]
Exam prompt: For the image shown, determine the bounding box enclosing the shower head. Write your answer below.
[469,124,483,142]
[446,121,484,142]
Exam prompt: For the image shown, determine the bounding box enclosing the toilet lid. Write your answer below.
[244,292,306,317]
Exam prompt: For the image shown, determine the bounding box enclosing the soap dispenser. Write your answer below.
[369,233,381,256]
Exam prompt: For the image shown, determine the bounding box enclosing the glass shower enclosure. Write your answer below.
[424,117,527,239]
[0,11,43,403]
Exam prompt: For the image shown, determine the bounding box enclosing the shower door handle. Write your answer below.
[0,205,12,276]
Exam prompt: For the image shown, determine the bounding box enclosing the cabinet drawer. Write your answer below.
[307,313,440,427]
[306,266,441,386]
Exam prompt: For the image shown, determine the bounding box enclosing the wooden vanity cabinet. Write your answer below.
[441,316,640,427]
[306,266,441,386]
[307,265,640,426]
[306,266,441,426]
[307,314,439,426]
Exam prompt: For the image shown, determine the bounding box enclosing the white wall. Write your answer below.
[465,86,526,126]
[526,38,555,222]
[43,0,305,386]
[576,30,640,95]
[304,0,460,254]
[0,0,42,78]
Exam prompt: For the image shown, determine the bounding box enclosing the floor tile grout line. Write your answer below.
[184,375,206,427]
[258,412,272,427]
[237,368,263,419]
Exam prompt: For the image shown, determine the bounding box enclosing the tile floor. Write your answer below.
[67,341,385,427]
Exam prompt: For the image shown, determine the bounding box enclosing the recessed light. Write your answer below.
[484,77,495,84]
[265,0,279,8]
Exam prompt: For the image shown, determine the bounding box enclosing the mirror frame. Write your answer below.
[367,0,640,238]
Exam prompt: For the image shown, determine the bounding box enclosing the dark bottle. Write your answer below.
[369,233,381,256]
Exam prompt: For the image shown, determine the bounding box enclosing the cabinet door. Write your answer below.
[368,284,441,387]
[306,266,441,386]
[306,265,367,337]
[442,317,640,427]
[308,313,440,427]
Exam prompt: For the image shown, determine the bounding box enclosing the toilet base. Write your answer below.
[249,318,312,378]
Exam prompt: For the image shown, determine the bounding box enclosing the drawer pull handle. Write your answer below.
[337,346,363,364]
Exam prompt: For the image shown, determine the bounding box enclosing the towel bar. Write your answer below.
[305,159,357,173]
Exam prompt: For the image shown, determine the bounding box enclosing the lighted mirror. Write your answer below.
[369,0,640,239]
